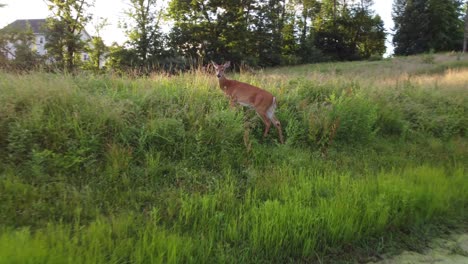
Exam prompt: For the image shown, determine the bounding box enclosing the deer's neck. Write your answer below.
[218,76,231,91]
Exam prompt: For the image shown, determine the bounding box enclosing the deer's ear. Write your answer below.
[211,61,218,67]
[224,61,231,68]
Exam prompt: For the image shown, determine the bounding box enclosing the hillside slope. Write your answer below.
[0,53,467,263]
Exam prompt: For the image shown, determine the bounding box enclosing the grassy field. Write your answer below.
[0,53,467,263]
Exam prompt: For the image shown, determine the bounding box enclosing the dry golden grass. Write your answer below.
[412,69,468,90]
[125,53,467,98]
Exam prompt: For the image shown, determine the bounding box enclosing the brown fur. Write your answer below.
[212,61,284,144]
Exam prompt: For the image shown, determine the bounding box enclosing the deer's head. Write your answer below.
[211,61,230,79]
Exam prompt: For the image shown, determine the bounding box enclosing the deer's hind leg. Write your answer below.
[258,112,272,138]
[270,115,284,144]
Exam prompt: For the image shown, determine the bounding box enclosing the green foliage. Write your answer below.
[314,0,386,61]
[120,0,165,72]
[0,22,44,70]
[375,104,409,138]
[82,17,109,73]
[44,19,67,70]
[82,36,107,73]
[166,0,385,67]
[106,43,139,74]
[44,0,94,72]
[330,91,378,144]
[393,0,465,55]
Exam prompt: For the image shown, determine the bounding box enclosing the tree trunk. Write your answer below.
[464,5,468,53]
[67,45,74,73]
[333,0,337,25]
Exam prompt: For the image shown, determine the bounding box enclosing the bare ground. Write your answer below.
[369,233,468,264]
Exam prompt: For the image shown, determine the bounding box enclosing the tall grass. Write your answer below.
[0,54,467,262]
[1,167,466,263]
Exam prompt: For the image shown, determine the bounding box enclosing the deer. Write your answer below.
[212,61,284,144]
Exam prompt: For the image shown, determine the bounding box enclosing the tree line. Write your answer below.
[0,0,467,73]
[393,0,467,56]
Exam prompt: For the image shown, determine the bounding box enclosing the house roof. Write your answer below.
[1,19,92,39]
[2,19,47,34]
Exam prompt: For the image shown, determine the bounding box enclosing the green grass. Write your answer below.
[0,53,467,263]
[1,167,466,263]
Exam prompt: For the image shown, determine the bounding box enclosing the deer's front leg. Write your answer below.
[229,95,238,109]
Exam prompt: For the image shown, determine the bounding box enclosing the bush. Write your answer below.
[329,91,378,144]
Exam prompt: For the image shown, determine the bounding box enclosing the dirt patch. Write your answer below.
[369,233,468,264]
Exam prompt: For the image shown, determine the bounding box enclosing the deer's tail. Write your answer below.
[266,97,277,121]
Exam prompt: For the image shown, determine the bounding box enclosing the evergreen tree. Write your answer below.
[0,22,43,70]
[427,0,464,51]
[44,19,67,69]
[393,0,464,55]
[464,2,468,52]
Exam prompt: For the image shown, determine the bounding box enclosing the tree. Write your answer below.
[84,17,109,72]
[426,0,464,51]
[165,0,384,67]
[45,0,94,72]
[314,0,385,60]
[0,3,8,65]
[44,19,67,69]
[393,0,427,55]
[0,27,9,64]
[168,0,257,65]
[349,1,386,59]
[393,0,464,55]
[106,43,139,74]
[217,0,258,65]
[281,14,300,64]
[255,0,289,66]
[122,0,164,72]
[295,0,322,63]
[168,0,228,63]
[463,1,468,52]
[0,22,43,70]
[168,0,308,67]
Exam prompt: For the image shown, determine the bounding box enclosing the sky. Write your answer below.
[0,0,395,55]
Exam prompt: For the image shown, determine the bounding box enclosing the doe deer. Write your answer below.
[212,61,284,144]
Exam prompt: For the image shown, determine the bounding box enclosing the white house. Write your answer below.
[1,19,96,65]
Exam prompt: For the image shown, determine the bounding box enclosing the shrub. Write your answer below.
[329,91,378,144]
